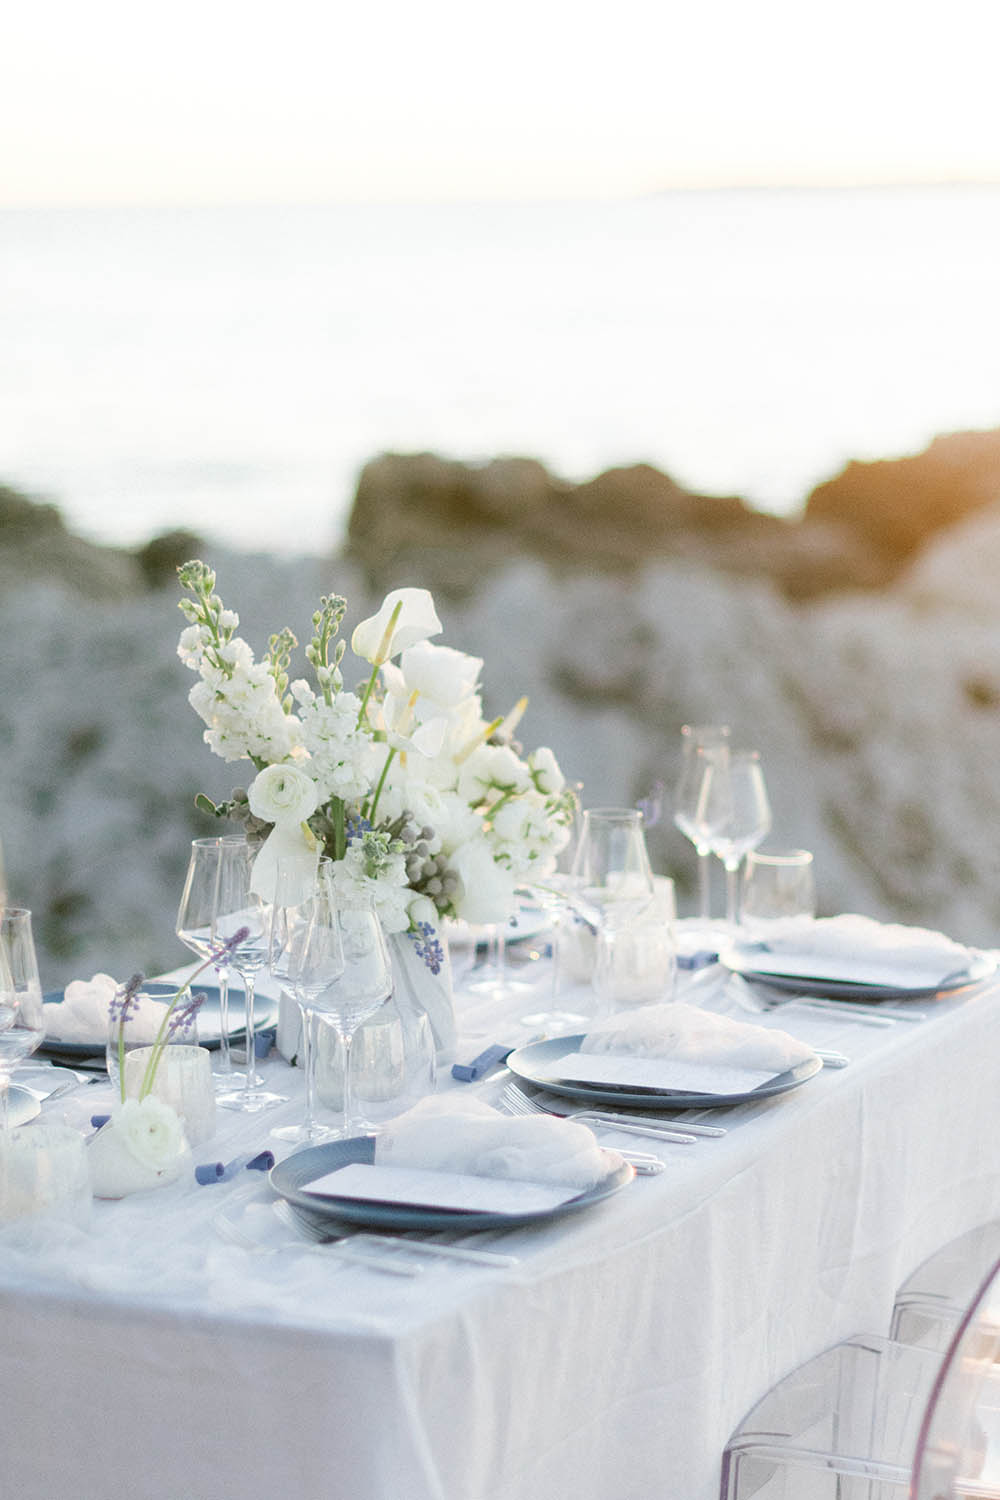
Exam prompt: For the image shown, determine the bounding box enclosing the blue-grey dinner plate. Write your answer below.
[506,1034,823,1109]
[270,1136,634,1233]
[8,1085,41,1129]
[40,983,279,1060]
[720,944,997,1001]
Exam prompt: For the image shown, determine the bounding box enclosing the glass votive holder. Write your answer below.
[0,1120,92,1227]
[593,918,677,1012]
[123,1044,216,1145]
[740,848,816,936]
[106,982,195,1097]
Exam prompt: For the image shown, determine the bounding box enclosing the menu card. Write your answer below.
[304,1163,582,1214]
[548,1052,781,1095]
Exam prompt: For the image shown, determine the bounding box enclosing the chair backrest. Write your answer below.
[910,1250,1000,1499]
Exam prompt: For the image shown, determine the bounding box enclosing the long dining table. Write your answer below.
[2,939,1000,1500]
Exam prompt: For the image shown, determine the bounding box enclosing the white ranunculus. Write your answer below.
[448,836,518,925]
[456,744,532,805]
[395,641,483,707]
[247,763,319,826]
[351,588,442,664]
[88,1097,190,1199]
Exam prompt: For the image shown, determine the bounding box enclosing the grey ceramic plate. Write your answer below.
[40,984,279,1060]
[720,945,997,1001]
[506,1034,823,1109]
[8,1085,41,1129]
[270,1136,634,1232]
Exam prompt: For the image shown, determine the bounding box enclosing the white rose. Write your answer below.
[247,763,319,826]
[351,588,442,664]
[448,837,517,925]
[395,641,483,707]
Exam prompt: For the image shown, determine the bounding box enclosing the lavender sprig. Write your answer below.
[138,926,251,1102]
[109,973,146,1099]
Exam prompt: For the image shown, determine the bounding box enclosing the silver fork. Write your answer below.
[275,1200,520,1270]
[499,1083,677,1166]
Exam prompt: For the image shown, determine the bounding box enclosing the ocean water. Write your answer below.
[3,188,1000,557]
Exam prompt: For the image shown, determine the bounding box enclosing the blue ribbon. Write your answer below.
[451,1043,512,1082]
[195,1149,275,1186]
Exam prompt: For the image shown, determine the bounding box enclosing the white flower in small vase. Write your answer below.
[247,762,321,900]
[87,1095,192,1200]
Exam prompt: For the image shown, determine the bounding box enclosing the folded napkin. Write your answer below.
[738,914,974,988]
[45,974,169,1045]
[580,1002,815,1073]
[376,1096,620,1191]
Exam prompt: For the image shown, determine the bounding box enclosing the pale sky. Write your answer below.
[2,0,1000,204]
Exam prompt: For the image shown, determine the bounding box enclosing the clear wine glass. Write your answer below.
[673,723,731,926]
[298,891,393,1139]
[0,908,46,1146]
[269,853,341,1145]
[700,750,773,931]
[214,840,287,1113]
[569,807,655,933]
[176,835,253,1089]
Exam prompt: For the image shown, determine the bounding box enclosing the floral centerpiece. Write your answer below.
[175,562,576,967]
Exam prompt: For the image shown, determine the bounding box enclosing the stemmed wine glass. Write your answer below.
[295,888,393,1140]
[214,840,287,1113]
[176,835,249,1088]
[699,749,773,931]
[673,724,731,926]
[0,908,46,1145]
[269,854,344,1145]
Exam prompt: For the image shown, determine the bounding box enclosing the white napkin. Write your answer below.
[735,914,974,988]
[44,974,169,1046]
[580,1002,815,1073]
[376,1096,620,1191]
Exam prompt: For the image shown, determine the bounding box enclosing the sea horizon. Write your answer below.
[3,185,1000,558]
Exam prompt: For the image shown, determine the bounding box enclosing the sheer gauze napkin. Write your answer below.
[734,914,975,988]
[44,974,167,1045]
[580,1003,816,1073]
[376,1095,622,1190]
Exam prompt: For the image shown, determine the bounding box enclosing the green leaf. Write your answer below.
[194,793,221,817]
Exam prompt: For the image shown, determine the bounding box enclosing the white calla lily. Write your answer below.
[351,588,442,665]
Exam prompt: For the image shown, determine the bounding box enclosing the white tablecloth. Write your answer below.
[2,949,1000,1500]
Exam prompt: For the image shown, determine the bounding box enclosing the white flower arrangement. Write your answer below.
[176,563,577,964]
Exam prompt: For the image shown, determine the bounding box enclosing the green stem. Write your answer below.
[355,661,380,729]
[367,746,397,826]
[332,796,347,862]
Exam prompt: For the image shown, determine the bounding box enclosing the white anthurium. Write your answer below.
[250,820,318,901]
[380,691,449,758]
[351,588,442,665]
[448,836,518,925]
[394,641,483,708]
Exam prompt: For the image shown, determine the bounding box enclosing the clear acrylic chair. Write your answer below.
[720,1252,1000,1499]
[891,1220,1000,1351]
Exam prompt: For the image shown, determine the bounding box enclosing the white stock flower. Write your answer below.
[448,836,517,925]
[248,763,319,826]
[351,588,442,664]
